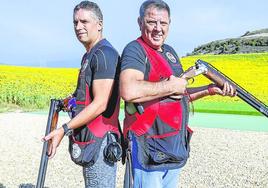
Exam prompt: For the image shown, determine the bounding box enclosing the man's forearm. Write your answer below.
[187,86,210,101]
[120,69,187,103]
[122,78,183,103]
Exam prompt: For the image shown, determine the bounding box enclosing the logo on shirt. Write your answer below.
[81,59,89,72]
[165,52,177,63]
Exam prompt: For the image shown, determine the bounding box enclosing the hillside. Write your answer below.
[189,28,268,55]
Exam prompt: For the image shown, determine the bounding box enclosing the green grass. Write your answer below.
[0,103,23,112]
[191,101,264,116]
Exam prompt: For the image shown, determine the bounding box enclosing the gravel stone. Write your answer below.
[0,113,267,188]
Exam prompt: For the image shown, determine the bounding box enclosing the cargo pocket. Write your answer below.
[146,131,188,164]
[69,136,103,167]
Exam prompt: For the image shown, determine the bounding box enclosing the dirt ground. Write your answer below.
[0,112,267,188]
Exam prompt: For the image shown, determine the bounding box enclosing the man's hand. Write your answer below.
[42,127,64,159]
[167,75,188,99]
[209,82,237,97]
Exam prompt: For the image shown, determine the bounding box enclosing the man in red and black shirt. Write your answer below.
[120,0,236,187]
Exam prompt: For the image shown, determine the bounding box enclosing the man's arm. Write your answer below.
[120,68,188,103]
[43,79,114,158]
[66,79,114,128]
[187,82,236,101]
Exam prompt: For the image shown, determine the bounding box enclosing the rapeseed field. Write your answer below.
[0,53,267,114]
[0,65,78,109]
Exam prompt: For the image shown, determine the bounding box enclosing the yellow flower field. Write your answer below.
[0,65,78,109]
[0,53,267,113]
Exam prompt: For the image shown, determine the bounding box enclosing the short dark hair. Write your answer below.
[74,1,103,21]
[139,0,170,19]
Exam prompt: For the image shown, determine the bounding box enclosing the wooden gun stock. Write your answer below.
[195,59,268,118]
[36,99,64,188]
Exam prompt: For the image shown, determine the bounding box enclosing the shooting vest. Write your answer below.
[124,37,192,170]
[69,39,120,166]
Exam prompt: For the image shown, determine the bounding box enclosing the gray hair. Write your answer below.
[139,0,170,20]
[74,1,103,21]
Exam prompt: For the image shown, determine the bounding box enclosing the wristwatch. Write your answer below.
[62,123,73,136]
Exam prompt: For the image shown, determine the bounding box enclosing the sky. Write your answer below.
[0,0,267,67]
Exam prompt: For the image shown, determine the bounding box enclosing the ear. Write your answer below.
[97,20,103,31]
[137,17,142,31]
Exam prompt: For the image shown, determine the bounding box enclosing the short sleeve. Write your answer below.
[91,46,119,80]
[121,41,147,74]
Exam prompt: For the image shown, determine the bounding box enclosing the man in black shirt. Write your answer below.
[43,1,121,187]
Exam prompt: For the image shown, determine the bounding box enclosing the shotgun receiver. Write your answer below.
[182,59,268,117]
[36,97,76,188]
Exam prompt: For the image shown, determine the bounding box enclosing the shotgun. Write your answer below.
[36,97,76,188]
[182,59,268,117]
[36,99,64,188]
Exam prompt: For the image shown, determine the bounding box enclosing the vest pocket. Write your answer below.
[133,125,193,170]
[68,136,103,167]
[146,131,189,164]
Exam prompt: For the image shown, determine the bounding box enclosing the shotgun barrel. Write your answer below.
[195,59,268,118]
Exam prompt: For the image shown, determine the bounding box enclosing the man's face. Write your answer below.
[73,9,102,49]
[139,7,170,51]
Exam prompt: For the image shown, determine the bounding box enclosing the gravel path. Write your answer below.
[0,112,267,188]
